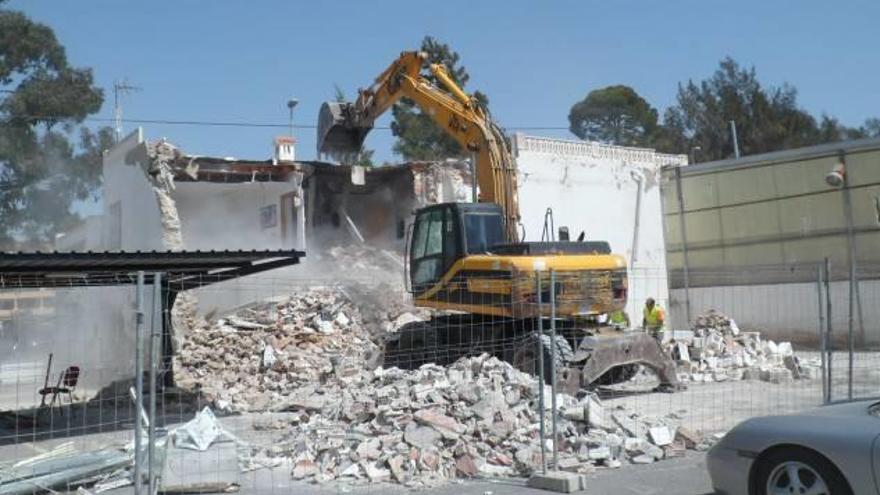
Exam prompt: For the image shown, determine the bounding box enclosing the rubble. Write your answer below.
[174,281,428,412]
[222,354,708,487]
[670,310,821,384]
[176,294,712,486]
[170,278,770,488]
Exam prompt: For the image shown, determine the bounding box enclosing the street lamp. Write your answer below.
[287,98,299,137]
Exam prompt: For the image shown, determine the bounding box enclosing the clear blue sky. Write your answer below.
[12,0,880,163]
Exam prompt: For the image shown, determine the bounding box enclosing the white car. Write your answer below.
[707,400,880,495]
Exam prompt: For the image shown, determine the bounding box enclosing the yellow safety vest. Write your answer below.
[609,310,628,325]
[644,306,664,330]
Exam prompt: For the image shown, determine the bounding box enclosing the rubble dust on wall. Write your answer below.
[411,161,472,205]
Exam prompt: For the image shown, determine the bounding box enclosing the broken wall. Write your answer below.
[102,128,165,251]
[306,161,471,254]
[173,182,300,251]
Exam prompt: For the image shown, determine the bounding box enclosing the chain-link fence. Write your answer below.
[3,259,879,493]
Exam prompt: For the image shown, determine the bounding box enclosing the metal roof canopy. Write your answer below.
[0,249,305,289]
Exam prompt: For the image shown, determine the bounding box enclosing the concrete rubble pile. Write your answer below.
[671,309,821,383]
[237,354,712,487]
[174,287,711,486]
[309,242,432,338]
[174,284,422,412]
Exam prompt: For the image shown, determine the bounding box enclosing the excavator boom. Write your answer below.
[317,51,520,242]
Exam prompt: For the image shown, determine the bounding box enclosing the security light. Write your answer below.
[826,162,846,188]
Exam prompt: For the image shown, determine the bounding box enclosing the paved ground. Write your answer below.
[434,453,713,495]
[233,452,714,495]
[215,453,714,495]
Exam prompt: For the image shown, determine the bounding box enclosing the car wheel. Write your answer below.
[753,447,851,495]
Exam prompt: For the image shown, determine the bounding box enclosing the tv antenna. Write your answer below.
[113,79,141,141]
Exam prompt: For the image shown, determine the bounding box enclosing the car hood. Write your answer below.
[718,400,880,455]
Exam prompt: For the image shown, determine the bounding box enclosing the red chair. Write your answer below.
[38,366,80,416]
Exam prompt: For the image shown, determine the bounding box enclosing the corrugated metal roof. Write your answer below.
[0,249,304,288]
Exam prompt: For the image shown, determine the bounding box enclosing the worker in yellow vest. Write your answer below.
[608,308,630,329]
[642,297,665,342]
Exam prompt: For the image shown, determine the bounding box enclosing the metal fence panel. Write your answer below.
[6,258,876,493]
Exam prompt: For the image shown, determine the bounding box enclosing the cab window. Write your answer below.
[464,213,504,254]
[410,207,460,291]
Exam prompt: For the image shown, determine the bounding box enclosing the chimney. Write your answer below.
[273,136,296,164]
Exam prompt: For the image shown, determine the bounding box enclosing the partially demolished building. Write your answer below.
[70,129,686,320]
[96,129,470,255]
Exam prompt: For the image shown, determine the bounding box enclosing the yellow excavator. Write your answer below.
[318,51,680,391]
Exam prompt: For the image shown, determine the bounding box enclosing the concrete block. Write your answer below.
[527,471,586,493]
[648,426,672,446]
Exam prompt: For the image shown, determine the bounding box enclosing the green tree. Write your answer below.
[862,118,880,138]
[0,5,107,249]
[567,85,659,146]
[655,58,826,160]
[836,117,880,140]
[390,36,488,161]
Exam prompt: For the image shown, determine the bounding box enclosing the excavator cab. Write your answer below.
[408,202,504,293]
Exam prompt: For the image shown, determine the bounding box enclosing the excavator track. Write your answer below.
[381,316,683,392]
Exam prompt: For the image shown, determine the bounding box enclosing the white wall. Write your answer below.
[102,128,164,251]
[102,128,301,252]
[173,181,298,251]
[513,134,687,321]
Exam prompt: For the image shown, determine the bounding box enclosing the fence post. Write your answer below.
[817,263,828,404]
[824,258,833,403]
[549,270,559,471]
[148,272,161,495]
[134,271,145,495]
[535,272,547,474]
[674,166,693,326]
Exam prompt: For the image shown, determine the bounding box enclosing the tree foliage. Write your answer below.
[0,6,108,249]
[391,36,488,161]
[568,85,658,146]
[653,58,878,161]
[658,58,824,160]
[573,58,878,162]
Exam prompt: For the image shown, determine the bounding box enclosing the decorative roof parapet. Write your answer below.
[512,133,688,167]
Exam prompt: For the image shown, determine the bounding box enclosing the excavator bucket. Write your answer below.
[316,101,373,157]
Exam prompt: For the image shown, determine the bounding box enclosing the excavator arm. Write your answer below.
[317,51,520,242]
